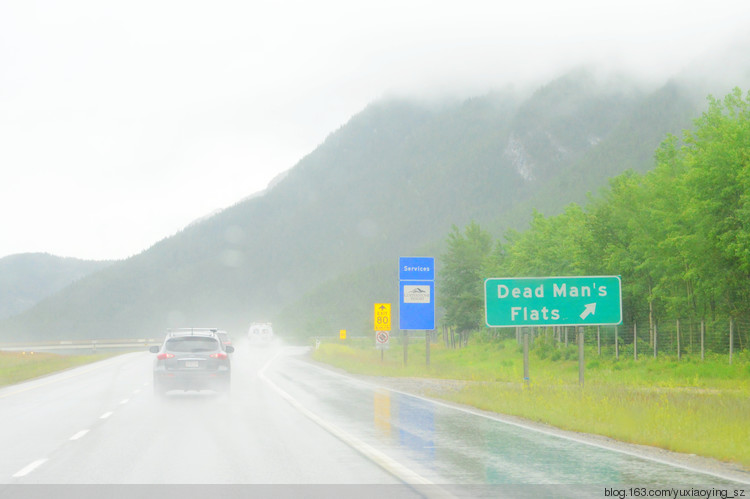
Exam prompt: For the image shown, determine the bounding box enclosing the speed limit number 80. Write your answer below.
[374,303,391,331]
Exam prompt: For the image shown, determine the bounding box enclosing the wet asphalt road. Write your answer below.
[0,341,747,496]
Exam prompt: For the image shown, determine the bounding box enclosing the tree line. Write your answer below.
[439,88,750,349]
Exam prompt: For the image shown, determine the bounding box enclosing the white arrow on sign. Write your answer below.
[580,303,597,320]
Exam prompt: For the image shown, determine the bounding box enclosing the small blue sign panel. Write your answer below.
[399,281,435,330]
[399,257,436,330]
[399,257,435,281]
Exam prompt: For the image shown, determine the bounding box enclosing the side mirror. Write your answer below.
[225,345,235,354]
[149,346,160,353]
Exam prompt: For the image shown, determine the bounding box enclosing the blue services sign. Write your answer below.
[399,257,435,330]
[399,257,435,280]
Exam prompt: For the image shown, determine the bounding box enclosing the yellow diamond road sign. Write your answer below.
[374,303,391,331]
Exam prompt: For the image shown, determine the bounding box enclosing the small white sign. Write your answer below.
[403,285,431,304]
[375,331,390,350]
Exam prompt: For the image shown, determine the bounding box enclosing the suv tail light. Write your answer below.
[157,353,175,360]
[210,352,227,360]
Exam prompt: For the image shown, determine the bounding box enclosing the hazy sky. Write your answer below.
[1,0,748,261]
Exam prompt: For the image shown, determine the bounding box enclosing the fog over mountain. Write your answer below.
[1,59,748,341]
[3,0,749,261]
[0,254,112,321]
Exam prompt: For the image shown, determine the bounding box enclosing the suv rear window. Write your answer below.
[165,336,219,353]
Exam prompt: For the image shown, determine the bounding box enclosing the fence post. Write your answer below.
[701,320,705,361]
[615,326,619,360]
[633,321,638,361]
[653,322,658,359]
[677,319,681,361]
[730,318,734,365]
[740,321,746,351]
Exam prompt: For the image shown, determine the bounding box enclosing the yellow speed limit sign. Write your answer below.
[374,303,391,331]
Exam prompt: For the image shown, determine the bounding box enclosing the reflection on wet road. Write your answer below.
[266,347,748,487]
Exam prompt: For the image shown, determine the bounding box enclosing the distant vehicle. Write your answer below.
[149,328,234,396]
[214,330,232,349]
[248,322,274,345]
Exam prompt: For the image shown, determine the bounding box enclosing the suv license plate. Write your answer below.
[184,361,200,368]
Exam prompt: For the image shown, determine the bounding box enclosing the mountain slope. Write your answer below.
[0,253,112,321]
[0,71,704,341]
[276,77,701,335]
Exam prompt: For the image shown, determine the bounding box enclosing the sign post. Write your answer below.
[375,331,390,361]
[374,303,392,361]
[523,328,530,385]
[426,330,430,367]
[578,326,585,386]
[399,257,435,367]
[485,276,622,385]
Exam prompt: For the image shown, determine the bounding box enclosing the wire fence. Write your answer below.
[446,317,749,362]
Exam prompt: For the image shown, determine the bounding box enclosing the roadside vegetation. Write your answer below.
[0,351,116,387]
[343,88,750,469]
[312,337,750,469]
[439,88,750,355]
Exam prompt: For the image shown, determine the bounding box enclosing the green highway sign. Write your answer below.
[484,276,622,327]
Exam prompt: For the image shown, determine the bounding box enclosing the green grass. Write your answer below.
[312,338,750,469]
[0,351,117,387]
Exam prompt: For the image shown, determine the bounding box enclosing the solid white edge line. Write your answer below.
[12,458,48,478]
[70,429,89,441]
[258,352,454,497]
[298,357,750,486]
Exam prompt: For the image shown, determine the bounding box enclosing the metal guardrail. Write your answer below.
[0,339,158,352]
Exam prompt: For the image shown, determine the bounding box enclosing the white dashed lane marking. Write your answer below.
[8,376,148,480]
[70,430,89,441]
[12,459,48,478]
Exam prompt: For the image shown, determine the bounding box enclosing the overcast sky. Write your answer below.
[1,0,749,261]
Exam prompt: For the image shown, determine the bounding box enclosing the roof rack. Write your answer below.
[166,328,220,336]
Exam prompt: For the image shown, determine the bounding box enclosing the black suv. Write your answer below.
[149,328,234,396]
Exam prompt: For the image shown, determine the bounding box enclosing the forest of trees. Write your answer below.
[439,88,750,354]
